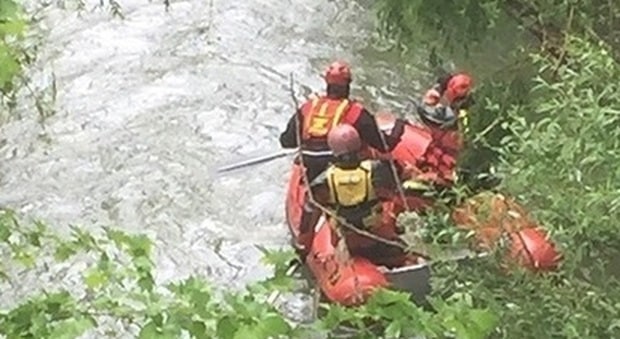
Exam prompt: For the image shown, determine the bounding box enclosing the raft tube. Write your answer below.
[388,117,563,272]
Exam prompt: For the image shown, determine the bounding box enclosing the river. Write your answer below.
[0,0,428,327]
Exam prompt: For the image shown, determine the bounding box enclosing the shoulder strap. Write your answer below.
[342,101,363,124]
[358,160,374,202]
[325,166,338,205]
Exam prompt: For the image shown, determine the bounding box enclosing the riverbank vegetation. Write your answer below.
[376,0,620,337]
[0,0,27,117]
[2,0,620,338]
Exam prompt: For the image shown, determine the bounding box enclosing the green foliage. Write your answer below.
[373,0,620,181]
[0,209,510,339]
[0,209,304,338]
[374,0,620,336]
[498,36,620,263]
[0,0,25,95]
[375,0,620,59]
[375,0,502,55]
[429,251,620,338]
[319,288,498,339]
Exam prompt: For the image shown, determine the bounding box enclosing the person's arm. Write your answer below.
[279,109,303,148]
[308,171,330,204]
[456,94,476,110]
[353,109,403,152]
[434,73,454,95]
[371,160,399,190]
[370,160,407,200]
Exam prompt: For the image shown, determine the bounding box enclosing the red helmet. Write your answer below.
[324,61,352,86]
[327,124,362,156]
[445,73,473,103]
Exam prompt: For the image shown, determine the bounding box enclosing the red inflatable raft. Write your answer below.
[374,113,562,272]
[286,162,433,306]
[284,114,562,306]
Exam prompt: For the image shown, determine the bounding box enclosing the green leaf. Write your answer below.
[384,320,402,338]
[54,243,78,261]
[25,230,41,247]
[256,245,295,268]
[70,226,97,250]
[44,291,73,315]
[0,20,26,36]
[127,234,152,258]
[48,317,96,339]
[133,256,153,272]
[0,0,20,19]
[369,288,411,305]
[14,249,35,268]
[468,309,499,337]
[139,321,160,339]
[216,315,237,339]
[0,220,11,242]
[84,268,107,289]
[233,325,260,339]
[138,274,155,292]
[0,268,9,282]
[257,314,291,336]
[0,49,20,88]
[137,319,178,339]
[189,320,208,339]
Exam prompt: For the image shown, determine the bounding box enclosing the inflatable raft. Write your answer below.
[285,162,433,306]
[284,115,562,306]
[377,114,562,272]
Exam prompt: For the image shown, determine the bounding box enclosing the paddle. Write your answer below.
[215,149,298,174]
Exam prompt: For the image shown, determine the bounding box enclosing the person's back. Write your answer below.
[408,110,462,186]
[279,60,403,181]
[320,158,395,231]
[411,73,474,186]
[296,124,405,264]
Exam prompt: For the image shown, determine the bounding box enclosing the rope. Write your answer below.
[375,113,412,212]
[288,73,431,261]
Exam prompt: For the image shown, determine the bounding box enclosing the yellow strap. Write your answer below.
[317,101,329,117]
[331,99,350,129]
[360,160,376,201]
[326,167,337,205]
[303,97,322,132]
[458,109,469,133]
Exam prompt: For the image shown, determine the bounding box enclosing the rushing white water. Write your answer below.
[0,0,427,322]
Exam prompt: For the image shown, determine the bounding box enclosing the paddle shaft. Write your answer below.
[216,149,297,173]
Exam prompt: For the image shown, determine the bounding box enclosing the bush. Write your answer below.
[374,0,620,336]
[0,0,26,101]
[499,36,620,256]
[0,208,506,339]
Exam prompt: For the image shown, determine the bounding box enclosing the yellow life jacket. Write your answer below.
[325,160,382,230]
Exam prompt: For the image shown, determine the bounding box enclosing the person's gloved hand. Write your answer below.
[402,162,424,180]
[423,88,441,106]
[391,118,406,140]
